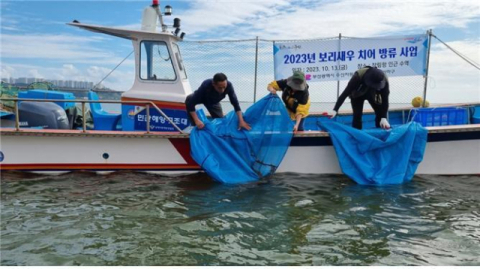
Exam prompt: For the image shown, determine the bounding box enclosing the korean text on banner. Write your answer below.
[273,34,428,82]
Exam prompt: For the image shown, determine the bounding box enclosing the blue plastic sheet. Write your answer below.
[320,121,428,185]
[190,95,294,184]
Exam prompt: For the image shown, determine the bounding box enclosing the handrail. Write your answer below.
[149,102,183,132]
[0,97,184,134]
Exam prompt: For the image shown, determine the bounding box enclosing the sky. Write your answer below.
[1,0,479,104]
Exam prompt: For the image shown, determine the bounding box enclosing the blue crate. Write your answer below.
[411,107,468,127]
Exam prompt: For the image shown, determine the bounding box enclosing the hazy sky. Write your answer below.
[1,0,479,103]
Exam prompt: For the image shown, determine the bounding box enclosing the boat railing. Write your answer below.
[0,98,184,133]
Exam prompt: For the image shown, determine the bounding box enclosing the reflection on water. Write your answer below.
[1,171,479,266]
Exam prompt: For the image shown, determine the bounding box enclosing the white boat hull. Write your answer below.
[278,138,480,175]
[1,125,479,175]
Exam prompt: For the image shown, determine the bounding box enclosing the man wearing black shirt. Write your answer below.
[185,73,251,130]
[333,67,390,130]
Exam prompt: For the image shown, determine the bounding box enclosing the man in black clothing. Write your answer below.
[185,73,251,130]
[333,67,390,130]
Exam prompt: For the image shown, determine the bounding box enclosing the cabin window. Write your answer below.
[172,43,187,80]
[140,41,177,81]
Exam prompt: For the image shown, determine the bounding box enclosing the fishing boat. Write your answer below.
[1,1,479,176]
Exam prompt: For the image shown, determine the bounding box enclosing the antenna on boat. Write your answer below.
[141,0,169,33]
[141,0,186,39]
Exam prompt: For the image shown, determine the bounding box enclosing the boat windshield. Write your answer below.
[172,42,187,80]
[140,40,177,81]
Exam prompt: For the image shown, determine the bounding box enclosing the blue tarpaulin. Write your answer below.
[320,121,428,185]
[190,95,294,184]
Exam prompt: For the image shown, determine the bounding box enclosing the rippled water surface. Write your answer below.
[1,171,479,266]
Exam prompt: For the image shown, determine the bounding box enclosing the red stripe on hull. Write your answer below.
[169,138,197,165]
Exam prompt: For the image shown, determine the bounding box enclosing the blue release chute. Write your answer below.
[320,121,428,185]
[190,95,294,184]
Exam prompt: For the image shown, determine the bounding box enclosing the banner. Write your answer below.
[274,34,428,82]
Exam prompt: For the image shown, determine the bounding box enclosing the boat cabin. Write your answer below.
[68,1,192,132]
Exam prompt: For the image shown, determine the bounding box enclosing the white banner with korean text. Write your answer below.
[273,34,428,82]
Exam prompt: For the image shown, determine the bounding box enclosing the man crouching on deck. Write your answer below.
[185,73,251,131]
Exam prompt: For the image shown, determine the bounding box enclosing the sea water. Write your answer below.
[1,171,479,266]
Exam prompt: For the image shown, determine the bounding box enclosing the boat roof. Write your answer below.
[67,22,182,41]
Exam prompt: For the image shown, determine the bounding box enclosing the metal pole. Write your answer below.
[146,105,150,133]
[336,33,342,99]
[154,3,166,32]
[422,29,433,107]
[253,36,259,103]
[81,102,86,132]
[14,100,20,131]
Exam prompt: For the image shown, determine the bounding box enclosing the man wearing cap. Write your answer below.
[267,71,311,132]
[333,66,390,130]
[185,73,251,131]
